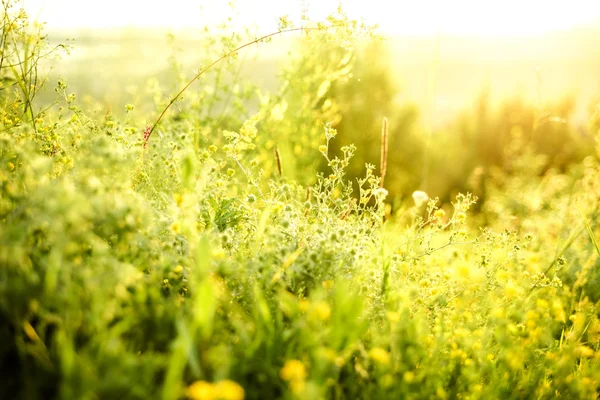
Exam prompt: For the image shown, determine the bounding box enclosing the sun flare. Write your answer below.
[24,0,600,36]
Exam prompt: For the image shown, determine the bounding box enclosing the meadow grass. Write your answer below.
[1,2,599,399]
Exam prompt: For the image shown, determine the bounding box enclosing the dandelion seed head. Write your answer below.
[373,187,388,201]
[412,190,429,207]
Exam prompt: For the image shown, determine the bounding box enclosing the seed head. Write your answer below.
[412,190,429,207]
[142,125,152,148]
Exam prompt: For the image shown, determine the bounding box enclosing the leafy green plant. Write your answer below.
[0,0,69,133]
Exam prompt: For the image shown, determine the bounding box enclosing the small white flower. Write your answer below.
[412,190,429,207]
[373,187,388,201]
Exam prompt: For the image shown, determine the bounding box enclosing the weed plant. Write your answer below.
[0,2,599,399]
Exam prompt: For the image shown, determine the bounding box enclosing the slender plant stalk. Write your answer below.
[274,146,283,177]
[380,117,388,188]
[146,26,310,143]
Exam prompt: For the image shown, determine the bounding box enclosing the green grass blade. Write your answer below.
[578,206,600,257]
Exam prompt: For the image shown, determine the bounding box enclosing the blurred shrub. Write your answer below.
[325,41,594,209]
[326,41,421,203]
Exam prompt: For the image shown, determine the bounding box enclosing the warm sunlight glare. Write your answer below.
[24,0,600,36]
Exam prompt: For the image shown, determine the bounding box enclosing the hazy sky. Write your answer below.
[22,0,600,36]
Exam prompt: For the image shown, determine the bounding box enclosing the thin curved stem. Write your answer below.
[147,26,309,142]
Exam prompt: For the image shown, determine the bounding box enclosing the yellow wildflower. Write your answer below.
[187,381,215,400]
[174,193,184,206]
[455,211,467,223]
[214,380,245,400]
[552,299,566,322]
[298,299,310,312]
[536,299,549,310]
[369,347,391,366]
[173,265,184,274]
[310,302,331,321]
[574,346,595,358]
[503,280,519,298]
[386,311,401,323]
[382,374,394,387]
[280,360,307,382]
[322,280,334,290]
[170,221,181,234]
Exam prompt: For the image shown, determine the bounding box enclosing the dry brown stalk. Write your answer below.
[274,146,283,177]
[380,117,388,188]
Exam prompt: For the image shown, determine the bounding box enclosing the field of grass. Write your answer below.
[1,2,600,399]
